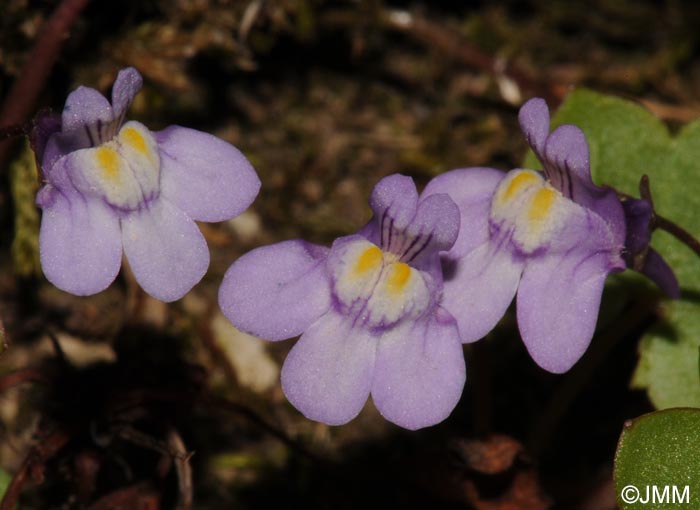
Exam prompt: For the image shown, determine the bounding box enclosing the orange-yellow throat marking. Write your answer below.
[355,246,383,274]
[503,171,539,201]
[96,147,120,180]
[387,262,411,294]
[121,127,148,154]
[528,187,557,221]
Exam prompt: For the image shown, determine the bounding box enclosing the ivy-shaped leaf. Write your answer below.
[615,408,700,510]
[543,89,700,408]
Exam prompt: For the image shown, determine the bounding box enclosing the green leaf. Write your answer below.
[614,408,700,510]
[0,467,11,501]
[548,89,700,408]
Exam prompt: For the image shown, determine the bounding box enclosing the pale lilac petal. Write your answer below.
[281,310,376,425]
[111,67,142,124]
[155,126,261,222]
[543,125,627,247]
[371,307,465,430]
[369,174,419,232]
[518,97,550,154]
[219,240,331,341]
[61,86,115,148]
[516,250,611,373]
[39,189,122,296]
[519,99,626,247]
[542,124,590,195]
[121,198,209,302]
[442,241,524,343]
[407,193,460,253]
[422,168,505,258]
[640,248,680,299]
[543,124,626,242]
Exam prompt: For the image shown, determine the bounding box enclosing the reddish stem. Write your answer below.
[0,0,91,169]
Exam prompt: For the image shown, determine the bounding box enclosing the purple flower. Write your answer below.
[219,175,466,430]
[424,98,656,373]
[35,68,260,302]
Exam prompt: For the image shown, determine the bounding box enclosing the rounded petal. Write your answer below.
[219,240,331,341]
[62,86,113,135]
[408,193,460,254]
[518,97,550,155]
[544,124,590,189]
[422,168,505,258]
[441,241,524,343]
[371,307,465,430]
[542,125,626,246]
[516,251,611,374]
[121,198,209,302]
[111,67,143,123]
[39,190,122,295]
[156,126,261,222]
[281,311,376,426]
[369,174,419,232]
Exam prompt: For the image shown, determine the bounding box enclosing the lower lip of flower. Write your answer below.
[332,239,431,327]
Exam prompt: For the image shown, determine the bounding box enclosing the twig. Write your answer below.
[322,7,563,106]
[0,0,91,170]
[166,428,193,510]
[0,367,48,394]
[1,429,71,510]
[85,481,160,510]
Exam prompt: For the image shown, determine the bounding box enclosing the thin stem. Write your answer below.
[0,123,30,141]
[655,214,700,258]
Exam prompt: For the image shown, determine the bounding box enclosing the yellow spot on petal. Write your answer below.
[504,171,539,201]
[355,246,383,274]
[95,147,120,181]
[387,262,411,294]
[528,187,557,221]
[120,127,148,154]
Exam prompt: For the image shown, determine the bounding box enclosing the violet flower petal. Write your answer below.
[516,250,610,373]
[371,307,465,430]
[518,97,550,154]
[156,126,261,222]
[369,174,419,233]
[219,240,332,341]
[111,67,143,125]
[39,190,122,295]
[422,167,505,259]
[281,310,376,426]
[442,241,524,343]
[406,193,461,255]
[520,98,627,247]
[640,248,681,299]
[121,198,209,302]
[62,86,113,134]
